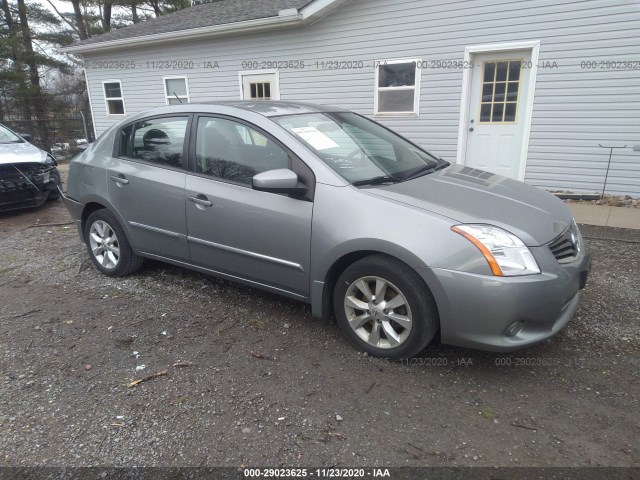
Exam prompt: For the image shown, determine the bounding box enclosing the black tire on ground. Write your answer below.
[47,189,61,200]
[84,209,143,277]
[333,254,439,360]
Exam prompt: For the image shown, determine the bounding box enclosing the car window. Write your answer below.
[275,112,438,183]
[120,116,188,168]
[195,117,288,185]
[0,124,23,144]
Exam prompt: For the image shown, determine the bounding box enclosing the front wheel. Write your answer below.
[333,255,439,360]
[84,209,143,277]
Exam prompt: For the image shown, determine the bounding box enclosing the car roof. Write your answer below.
[139,101,348,119]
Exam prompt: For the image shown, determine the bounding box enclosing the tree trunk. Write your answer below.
[131,4,140,23]
[102,0,113,31]
[0,0,34,136]
[16,0,51,151]
[70,0,89,40]
[148,0,161,17]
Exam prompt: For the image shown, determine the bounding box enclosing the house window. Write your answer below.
[103,81,125,116]
[249,82,271,99]
[164,77,190,105]
[375,59,421,115]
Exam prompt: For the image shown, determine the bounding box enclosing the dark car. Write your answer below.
[0,123,62,212]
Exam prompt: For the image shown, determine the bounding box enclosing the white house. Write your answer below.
[61,0,640,197]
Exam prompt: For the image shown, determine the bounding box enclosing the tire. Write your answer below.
[47,170,62,200]
[84,209,143,277]
[47,189,61,201]
[333,254,439,360]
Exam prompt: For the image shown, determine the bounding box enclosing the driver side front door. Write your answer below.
[185,115,313,298]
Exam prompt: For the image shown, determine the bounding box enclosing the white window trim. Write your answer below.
[163,75,190,105]
[238,69,280,100]
[102,80,126,117]
[374,58,421,117]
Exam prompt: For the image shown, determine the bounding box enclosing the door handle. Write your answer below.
[188,195,213,207]
[468,127,474,132]
[110,175,129,185]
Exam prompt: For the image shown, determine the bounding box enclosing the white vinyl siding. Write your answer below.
[83,0,640,196]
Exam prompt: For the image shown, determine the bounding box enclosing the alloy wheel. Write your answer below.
[343,276,413,349]
[88,220,120,270]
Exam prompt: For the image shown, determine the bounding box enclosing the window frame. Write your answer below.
[163,76,190,105]
[238,69,280,100]
[188,113,315,200]
[374,58,421,117]
[113,113,193,173]
[102,80,126,117]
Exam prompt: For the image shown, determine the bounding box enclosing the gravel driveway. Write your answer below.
[1,173,638,468]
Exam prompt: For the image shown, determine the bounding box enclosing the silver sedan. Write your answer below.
[60,102,591,359]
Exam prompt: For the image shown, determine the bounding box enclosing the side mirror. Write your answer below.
[252,168,307,195]
[20,133,33,142]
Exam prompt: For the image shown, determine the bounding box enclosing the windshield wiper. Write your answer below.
[403,160,451,181]
[403,165,436,181]
[351,175,400,186]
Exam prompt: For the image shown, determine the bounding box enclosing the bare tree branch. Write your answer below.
[45,0,79,35]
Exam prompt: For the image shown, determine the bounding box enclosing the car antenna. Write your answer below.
[173,92,183,104]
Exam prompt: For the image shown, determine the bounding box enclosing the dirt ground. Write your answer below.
[1,168,639,468]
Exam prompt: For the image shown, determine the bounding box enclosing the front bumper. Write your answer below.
[0,167,61,212]
[423,250,591,351]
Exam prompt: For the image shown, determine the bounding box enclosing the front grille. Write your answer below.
[0,163,48,193]
[548,224,580,263]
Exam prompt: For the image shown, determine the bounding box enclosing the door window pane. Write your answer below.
[195,117,288,185]
[508,61,521,81]
[130,117,188,168]
[479,60,521,123]
[494,82,506,102]
[504,102,517,122]
[483,62,495,82]
[480,104,492,122]
[496,62,508,81]
[491,103,504,122]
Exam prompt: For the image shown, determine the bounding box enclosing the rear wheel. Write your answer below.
[333,254,438,360]
[84,209,143,277]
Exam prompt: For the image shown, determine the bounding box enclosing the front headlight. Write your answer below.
[452,224,540,276]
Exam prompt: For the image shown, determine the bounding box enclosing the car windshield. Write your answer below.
[274,112,439,184]
[0,125,23,144]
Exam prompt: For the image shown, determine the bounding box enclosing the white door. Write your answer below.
[240,71,279,100]
[465,50,532,180]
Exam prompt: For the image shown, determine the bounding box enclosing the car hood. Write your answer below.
[0,142,48,164]
[366,164,572,246]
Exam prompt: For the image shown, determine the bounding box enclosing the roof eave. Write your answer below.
[59,0,351,55]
